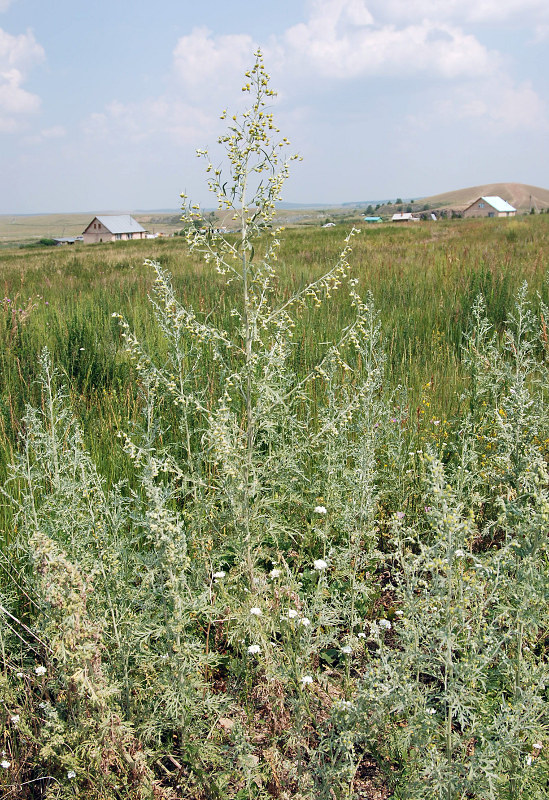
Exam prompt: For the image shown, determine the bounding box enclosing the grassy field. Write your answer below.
[1,214,548,487]
[0,211,547,554]
[2,211,549,799]
[0,212,546,507]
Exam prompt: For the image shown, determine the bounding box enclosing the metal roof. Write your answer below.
[481,197,516,212]
[392,213,419,221]
[95,215,146,234]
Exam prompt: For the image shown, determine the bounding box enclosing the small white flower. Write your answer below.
[39,702,47,709]
[454,549,466,558]
[395,610,404,617]
[313,559,328,571]
[533,742,543,750]
[300,675,313,686]
[341,645,352,655]
[34,665,47,676]
[247,644,261,655]
[67,770,76,779]
[299,617,311,627]
[287,609,298,619]
[212,571,226,579]
[10,715,19,725]
[427,708,436,715]
[250,607,262,616]
[15,672,23,678]
[357,632,366,638]
[269,568,281,579]
[526,755,533,766]
[379,619,392,630]
[314,505,327,515]
[1,760,10,769]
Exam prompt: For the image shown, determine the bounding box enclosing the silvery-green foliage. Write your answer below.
[325,427,549,797]
[2,352,225,795]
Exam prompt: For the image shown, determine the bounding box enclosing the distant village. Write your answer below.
[45,196,523,246]
[352,195,517,227]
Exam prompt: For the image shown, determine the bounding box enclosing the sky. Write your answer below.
[1,0,549,214]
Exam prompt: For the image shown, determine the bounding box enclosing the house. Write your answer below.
[462,197,516,218]
[392,213,420,222]
[82,215,147,243]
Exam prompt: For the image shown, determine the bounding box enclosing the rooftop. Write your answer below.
[481,197,516,213]
[95,215,146,234]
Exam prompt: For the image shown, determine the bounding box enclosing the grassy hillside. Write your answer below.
[420,181,549,212]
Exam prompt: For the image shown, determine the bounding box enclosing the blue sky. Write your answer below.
[1,0,548,213]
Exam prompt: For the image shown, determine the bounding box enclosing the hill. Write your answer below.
[420,182,549,213]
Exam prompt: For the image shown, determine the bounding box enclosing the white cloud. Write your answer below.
[279,0,547,132]
[407,76,547,133]
[172,26,256,104]
[81,27,260,154]
[0,27,44,131]
[532,23,549,42]
[0,27,44,70]
[75,0,547,178]
[23,124,66,144]
[366,0,549,25]
[0,68,40,131]
[284,11,494,79]
[0,1,15,12]
[82,96,216,147]
[460,79,547,130]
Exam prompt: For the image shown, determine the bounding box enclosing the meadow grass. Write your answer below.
[1,213,548,491]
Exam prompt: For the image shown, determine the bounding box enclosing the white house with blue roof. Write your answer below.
[82,214,147,243]
[463,197,516,218]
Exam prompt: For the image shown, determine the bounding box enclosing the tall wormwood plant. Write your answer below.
[113,50,390,794]
[1,52,389,799]
[115,51,382,628]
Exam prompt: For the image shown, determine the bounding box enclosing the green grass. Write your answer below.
[1,214,548,495]
[2,213,549,800]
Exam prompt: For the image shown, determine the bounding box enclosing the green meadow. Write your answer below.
[2,204,549,799]
[1,214,548,491]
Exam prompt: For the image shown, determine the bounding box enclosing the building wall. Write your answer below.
[82,219,115,243]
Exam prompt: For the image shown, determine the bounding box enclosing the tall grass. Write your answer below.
[1,217,548,489]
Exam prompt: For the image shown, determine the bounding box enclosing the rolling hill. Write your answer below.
[420,182,549,213]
